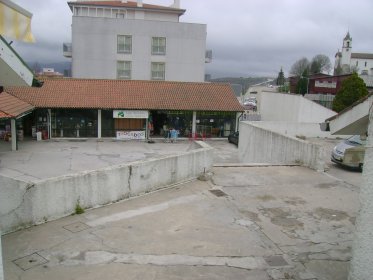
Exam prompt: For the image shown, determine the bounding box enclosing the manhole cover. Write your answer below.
[264,255,289,267]
[13,253,48,271]
[209,189,228,197]
[63,222,90,233]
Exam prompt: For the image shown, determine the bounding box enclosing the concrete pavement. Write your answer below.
[2,163,360,279]
[0,139,195,182]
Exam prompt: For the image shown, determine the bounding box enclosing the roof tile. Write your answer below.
[0,92,34,119]
[5,79,244,112]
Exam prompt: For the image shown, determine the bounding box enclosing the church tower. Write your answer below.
[340,32,352,70]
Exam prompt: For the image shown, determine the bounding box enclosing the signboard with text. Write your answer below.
[116,131,146,140]
[113,110,149,119]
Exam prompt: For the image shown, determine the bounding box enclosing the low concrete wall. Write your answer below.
[0,141,213,234]
[238,122,325,171]
[252,121,347,138]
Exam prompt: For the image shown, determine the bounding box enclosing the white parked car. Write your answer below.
[331,135,366,170]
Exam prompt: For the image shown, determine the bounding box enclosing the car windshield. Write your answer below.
[346,135,366,146]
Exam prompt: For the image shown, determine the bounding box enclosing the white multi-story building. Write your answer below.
[334,32,373,76]
[64,0,210,82]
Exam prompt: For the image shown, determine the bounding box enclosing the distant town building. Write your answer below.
[35,68,64,80]
[64,0,211,82]
[334,32,373,76]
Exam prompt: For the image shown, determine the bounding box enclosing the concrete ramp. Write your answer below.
[327,95,373,135]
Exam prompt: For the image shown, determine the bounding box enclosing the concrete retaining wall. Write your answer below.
[252,121,347,138]
[238,122,325,171]
[259,91,335,123]
[0,141,213,234]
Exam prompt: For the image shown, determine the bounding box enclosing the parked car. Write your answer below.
[228,131,239,145]
[243,98,257,111]
[331,135,366,170]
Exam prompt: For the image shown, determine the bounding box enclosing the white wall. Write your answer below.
[259,91,336,123]
[238,122,325,171]
[0,141,213,234]
[71,17,206,82]
[0,38,33,87]
[0,229,3,280]
[349,112,373,279]
[254,121,345,138]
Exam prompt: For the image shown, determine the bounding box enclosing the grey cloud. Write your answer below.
[9,0,373,78]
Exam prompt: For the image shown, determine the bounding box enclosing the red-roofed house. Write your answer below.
[4,79,243,141]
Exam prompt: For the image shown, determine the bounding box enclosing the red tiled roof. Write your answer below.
[5,79,244,112]
[69,1,185,13]
[351,53,373,59]
[0,91,34,119]
[0,110,11,119]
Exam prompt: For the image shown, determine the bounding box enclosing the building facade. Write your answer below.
[334,32,373,76]
[3,79,243,145]
[64,0,209,82]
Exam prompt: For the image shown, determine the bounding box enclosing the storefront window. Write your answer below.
[150,110,192,137]
[196,112,236,137]
[51,109,97,138]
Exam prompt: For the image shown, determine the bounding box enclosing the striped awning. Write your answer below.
[0,0,34,43]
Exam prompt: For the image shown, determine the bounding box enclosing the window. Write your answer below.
[117,35,132,53]
[151,62,165,80]
[117,61,131,79]
[152,37,166,55]
[365,61,367,67]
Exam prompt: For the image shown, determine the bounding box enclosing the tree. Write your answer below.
[276,67,285,86]
[332,73,368,112]
[310,54,331,74]
[290,57,309,76]
[296,69,309,95]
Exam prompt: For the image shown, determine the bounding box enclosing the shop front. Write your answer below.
[35,109,238,140]
[196,111,236,138]
[4,79,244,144]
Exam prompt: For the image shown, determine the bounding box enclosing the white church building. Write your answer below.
[334,32,373,76]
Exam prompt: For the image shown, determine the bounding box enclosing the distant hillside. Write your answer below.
[210,77,274,92]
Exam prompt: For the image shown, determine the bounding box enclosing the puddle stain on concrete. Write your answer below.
[256,194,276,201]
[313,208,350,221]
[260,208,304,230]
[284,197,306,206]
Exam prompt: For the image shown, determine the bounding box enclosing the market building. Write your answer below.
[1,79,243,148]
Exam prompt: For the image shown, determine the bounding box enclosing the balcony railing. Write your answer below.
[205,49,212,63]
[63,43,72,58]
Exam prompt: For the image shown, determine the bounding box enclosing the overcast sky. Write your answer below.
[10,0,373,78]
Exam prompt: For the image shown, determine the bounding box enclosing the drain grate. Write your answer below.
[264,255,289,267]
[13,253,48,271]
[63,222,90,233]
[209,189,228,197]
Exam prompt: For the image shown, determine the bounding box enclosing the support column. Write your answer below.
[48,109,51,139]
[192,111,197,136]
[349,108,373,280]
[235,112,241,132]
[11,118,16,151]
[97,110,102,139]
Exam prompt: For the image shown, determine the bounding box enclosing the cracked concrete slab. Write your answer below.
[1,140,362,279]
